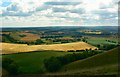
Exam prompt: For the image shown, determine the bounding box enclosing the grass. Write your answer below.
[58,47,119,75]
[2,42,97,54]
[87,37,118,46]
[2,51,78,74]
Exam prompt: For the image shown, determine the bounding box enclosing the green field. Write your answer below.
[58,47,119,75]
[2,51,80,74]
[87,37,118,45]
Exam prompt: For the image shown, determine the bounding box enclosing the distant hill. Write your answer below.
[58,47,119,75]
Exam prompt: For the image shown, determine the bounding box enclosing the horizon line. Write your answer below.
[1,25,119,28]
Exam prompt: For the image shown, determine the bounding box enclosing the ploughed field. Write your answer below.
[1,42,97,54]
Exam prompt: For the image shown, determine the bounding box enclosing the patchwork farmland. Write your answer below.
[1,26,119,76]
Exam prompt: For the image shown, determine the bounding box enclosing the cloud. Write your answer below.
[0,0,118,27]
[52,7,85,14]
[52,7,68,12]
[44,2,81,5]
[6,3,19,11]
[2,11,32,17]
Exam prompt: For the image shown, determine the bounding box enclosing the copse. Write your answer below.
[35,39,45,45]
[44,57,62,72]
[2,58,19,75]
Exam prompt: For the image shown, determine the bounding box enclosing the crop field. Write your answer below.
[9,32,40,42]
[20,32,40,42]
[2,51,77,73]
[58,47,119,75]
[1,42,97,54]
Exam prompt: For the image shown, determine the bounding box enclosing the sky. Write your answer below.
[0,0,119,27]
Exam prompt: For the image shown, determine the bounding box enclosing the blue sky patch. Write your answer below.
[1,2,12,7]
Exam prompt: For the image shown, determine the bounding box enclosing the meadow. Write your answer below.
[86,37,118,45]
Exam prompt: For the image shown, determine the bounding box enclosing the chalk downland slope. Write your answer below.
[1,42,97,54]
[58,47,119,75]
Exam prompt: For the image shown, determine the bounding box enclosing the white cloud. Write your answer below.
[68,12,81,18]
[0,0,118,27]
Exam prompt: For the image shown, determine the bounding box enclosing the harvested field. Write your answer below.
[8,32,40,42]
[20,33,40,42]
[1,42,97,54]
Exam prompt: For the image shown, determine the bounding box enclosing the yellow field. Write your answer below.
[1,42,97,54]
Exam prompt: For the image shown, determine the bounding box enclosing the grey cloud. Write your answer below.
[6,3,19,11]
[1,1,84,17]
[52,7,69,12]
[44,2,81,5]
[70,9,85,14]
[52,7,85,14]
[35,5,50,11]
[93,10,117,19]
[2,11,32,17]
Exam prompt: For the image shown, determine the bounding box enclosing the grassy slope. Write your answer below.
[58,47,119,75]
[2,51,78,74]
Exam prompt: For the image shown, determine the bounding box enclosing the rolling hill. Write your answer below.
[57,47,119,75]
[2,51,78,74]
[1,42,97,54]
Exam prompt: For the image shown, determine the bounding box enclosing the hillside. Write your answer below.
[1,42,97,54]
[2,51,76,74]
[58,47,119,75]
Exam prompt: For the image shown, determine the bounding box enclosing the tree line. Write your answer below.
[44,50,103,72]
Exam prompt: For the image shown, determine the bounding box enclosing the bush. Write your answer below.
[76,50,85,52]
[44,57,62,72]
[35,39,45,45]
[2,58,19,75]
